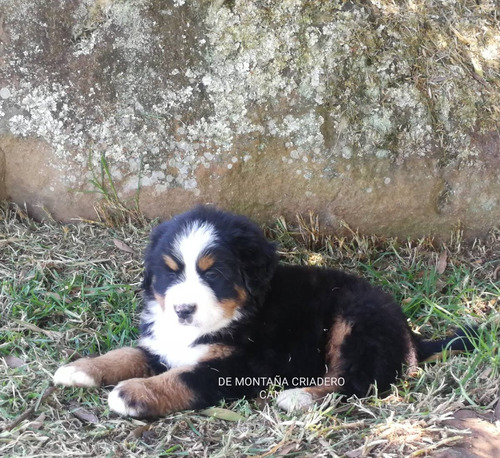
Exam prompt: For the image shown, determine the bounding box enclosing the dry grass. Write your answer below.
[0,202,499,457]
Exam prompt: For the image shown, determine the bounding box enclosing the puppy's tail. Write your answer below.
[416,326,479,362]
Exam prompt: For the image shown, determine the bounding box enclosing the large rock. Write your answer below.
[0,0,498,238]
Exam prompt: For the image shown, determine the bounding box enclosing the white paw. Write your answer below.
[108,383,139,417]
[276,388,314,413]
[53,365,98,387]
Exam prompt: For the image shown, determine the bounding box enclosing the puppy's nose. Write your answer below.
[174,303,196,319]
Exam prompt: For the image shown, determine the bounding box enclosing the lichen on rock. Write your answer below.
[0,0,499,237]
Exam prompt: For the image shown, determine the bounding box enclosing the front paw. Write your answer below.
[53,361,100,388]
[108,379,157,418]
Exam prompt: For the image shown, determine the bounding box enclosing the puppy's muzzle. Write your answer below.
[174,303,196,322]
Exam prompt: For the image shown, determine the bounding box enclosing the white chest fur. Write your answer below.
[139,300,209,368]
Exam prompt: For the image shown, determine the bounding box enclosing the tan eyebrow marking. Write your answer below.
[163,255,179,271]
[219,285,247,319]
[197,255,215,272]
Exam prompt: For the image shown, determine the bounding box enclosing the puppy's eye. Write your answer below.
[203,269,219,280]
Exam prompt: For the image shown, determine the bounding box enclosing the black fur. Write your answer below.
[138,206,477,409]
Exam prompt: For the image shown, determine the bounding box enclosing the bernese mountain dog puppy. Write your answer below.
[54,206,476,417]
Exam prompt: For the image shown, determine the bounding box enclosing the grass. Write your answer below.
[81,152,146,228]
[0,202,499,456]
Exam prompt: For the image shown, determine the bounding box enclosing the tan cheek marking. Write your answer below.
[199,344,234,362]
[235,285,247,303]
[219,285,247,319]
[197,255,215,271]
[163,255,179,271]
[154,292,166,311]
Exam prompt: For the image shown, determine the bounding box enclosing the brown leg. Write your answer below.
[107,366,195,417]
[277,317,352,412]
[53,347,153,388]
[304,317,352,401]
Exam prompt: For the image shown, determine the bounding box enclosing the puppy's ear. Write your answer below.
[231,223,278,298]
[147,221,170,252]
[142,221,170,290]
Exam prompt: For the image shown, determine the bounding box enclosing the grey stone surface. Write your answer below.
[0,0,498,238]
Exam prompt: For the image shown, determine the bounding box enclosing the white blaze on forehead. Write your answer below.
[163,219,232,336]
[173,221,217,271]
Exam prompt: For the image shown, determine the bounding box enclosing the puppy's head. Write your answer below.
[143,206,277,334]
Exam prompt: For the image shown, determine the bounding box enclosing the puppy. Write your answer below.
[54,206,476,416]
